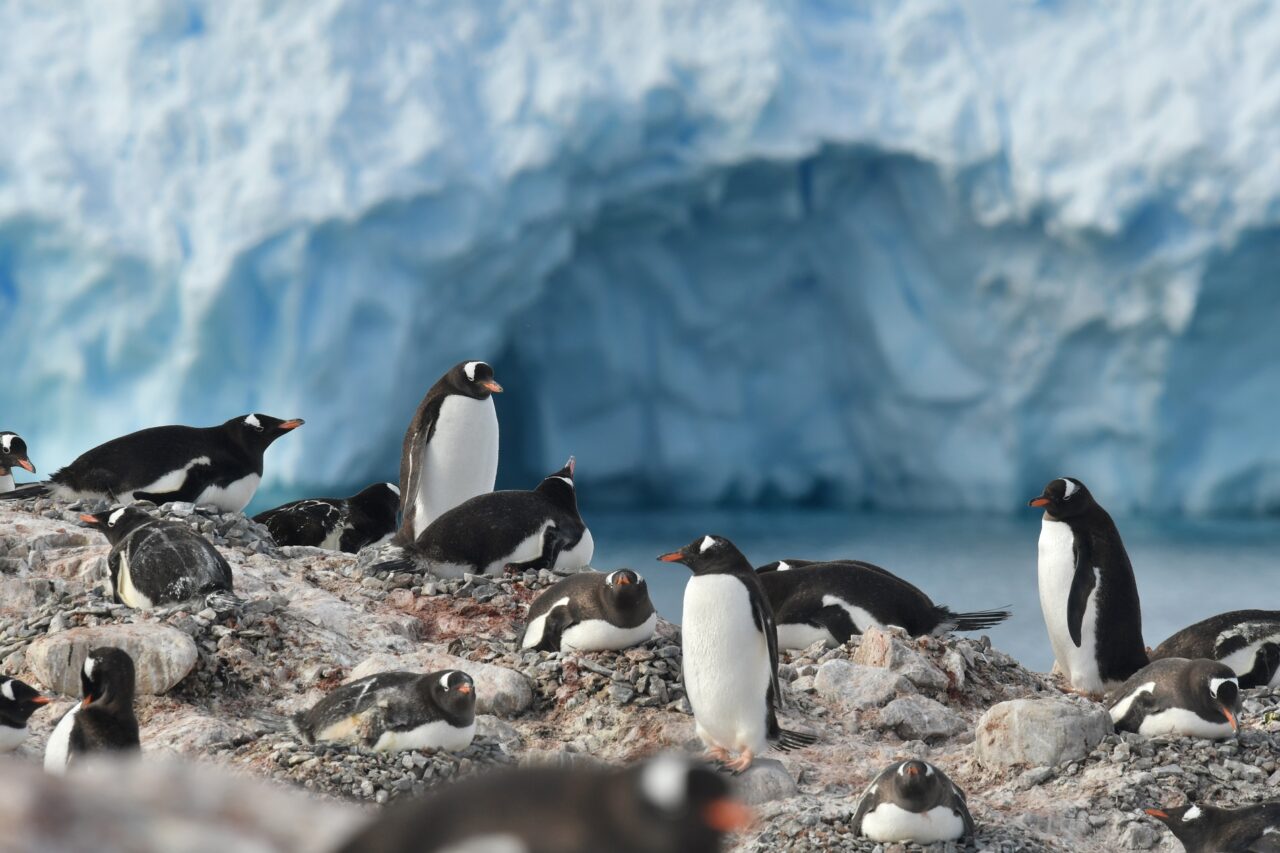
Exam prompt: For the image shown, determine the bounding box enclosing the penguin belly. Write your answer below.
[776,622,837,651]
[682,575,771,754]
[373,720,476,753]
[861,803,965,843]
[115,552,155,610]
[44,705,80,773]
[560,612,657,652]
[193,473,261,513]
[413,396,498,535]
[126,456,212,503]
[1136,709,1235,740]
[554,527,595,571]
[0,472,13,493]
[0,724,26,752]
[1038,519,1103,693]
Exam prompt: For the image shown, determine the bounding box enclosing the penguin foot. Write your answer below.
[723,749,755,775]
[703,746,732,766]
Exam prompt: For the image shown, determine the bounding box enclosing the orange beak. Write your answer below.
[658,551,684,563]
[904,765,921,777]
[16,457,34,473]
[79,514,99,525]
[616,576,632,585]
[30,695,51,706]
[457,683,472,695]
[481,380,503,393]
[1029,497,1050,507]
[702,798,754,833]
[1222,705,1239,732]
[279,419,305,430]
[80,695,93,708]
[1144,809,1168,820]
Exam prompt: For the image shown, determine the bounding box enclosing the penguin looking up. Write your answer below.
[334,752,754,853]
[1153,610,1280,689]
[1145,802,1280,853]
[1108,657,1241,740]
[0,432,35,493]
[1,414,303,512]
[659,535,816,773]
[521,569,658,653]
[44,647,140,774]
[853,759,975,843]
[80,507,236,611]
[0,675,51,752]
[1029,477,1147,696]
[397,360,502,544]
[254,482,400,552]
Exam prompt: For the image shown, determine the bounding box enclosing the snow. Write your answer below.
[3,1,1280,513]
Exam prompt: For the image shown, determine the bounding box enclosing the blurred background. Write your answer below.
[3,1,1279,668]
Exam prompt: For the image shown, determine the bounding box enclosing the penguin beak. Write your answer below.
[278,419,305,431]
[657,551,685,563]
[1221,705,1239,732]
[1029,496,1050,508]
[904,765,921,777]
[15,457,34,473]
[481,380,503,393]
[456,683,472,695]
[701,798,754,833]
[1144,809,1169,820]
[78,514,99,525]
[80,695,94,708]
[615,575,632,585]
[29,695,51,706]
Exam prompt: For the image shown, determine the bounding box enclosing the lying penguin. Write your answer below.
[0,676,51,752]
[253,482,400,553]
[1145,801,1280,853]
[521,569,657,653]
[1109,658,1241,739]
[1153,610,1280,689]
[45,647,140,774]
[291,669,476,753]
[853,759,975,844]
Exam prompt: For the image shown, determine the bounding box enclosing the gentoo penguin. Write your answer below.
[291,670,476,753]
[1029,477,1147,695]
[377,458,593,578]
[44,647,140,774]
[397,360,502,544]
[520,569,658,653]
[253,482,400,552]
[1153,610,1280,689]
[659,535,816,773]
[853,759,975,844]
[334,752,753,853]
[756,559,1010,650]
[1108,657,1241,739]
[0,676,51,752]
[1145,802,1280,853]
[0,432,35,494]
[1,414,303,511]
[80,506,235,610]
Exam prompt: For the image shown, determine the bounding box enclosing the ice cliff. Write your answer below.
[3,1,1280,514]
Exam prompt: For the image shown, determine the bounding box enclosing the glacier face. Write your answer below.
[3,1,1280,514]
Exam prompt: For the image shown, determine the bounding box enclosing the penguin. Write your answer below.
[520,569,658,653]
[0,676,51,752]
[290,669,476,753]
[853,759,975,844]
[1108,657,1241,739]
[1145,802,1280,853]
[0,414,303,511]
[376,458,593,578]
[334,752,753,853]
[253,482,400,553]
[1029,477,1147,695]
[0,432,35,494]
[80,506,235,610]
[44,646,140,774]
[1153,610,1280,689]
[755,559,1010,650]
[658,535,816,773]
[397,360,502,544]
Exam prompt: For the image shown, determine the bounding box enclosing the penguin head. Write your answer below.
[631,753,753,846]
[0,676,51,723]
[603,569,649,608]
[1190,661,1241,732]
[427,669,476,720]
[224,414,305,451]
[80,506,155,544]
[446,361,503,399]
[535,457,578,507]
[658,535,751,576]
[80,646,136,710]
[0,432,35,475]
[1144,803,1215,846]
[892,759,937,799]
[1028,477,1094,519]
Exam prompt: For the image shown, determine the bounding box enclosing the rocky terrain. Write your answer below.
[1,498,1276,852]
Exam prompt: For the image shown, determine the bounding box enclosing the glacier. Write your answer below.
[3,0,1280,514]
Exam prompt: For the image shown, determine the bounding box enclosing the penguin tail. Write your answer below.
[368,558,416,575]
[934,606,1012,634]
[287,713,316,744]
[774,728,818,751]
[203,588,245,616]
[0,482,49,501]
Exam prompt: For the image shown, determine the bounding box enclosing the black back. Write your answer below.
[521,569,655,651]
[254,482,399,552]
[82,507,234,606]
[292,670,475,746]
[71,647,140,761]
[853,760,975,839]
[0,676,48,729]
[759,560,940,637]
[1147,802,1280,853]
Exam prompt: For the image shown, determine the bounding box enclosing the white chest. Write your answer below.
[861,803,965,843]
[44,704,80,773]
[413,396,499,534]
[116,551,155,610]
[1038,519,1102,692]
[0,724,27,752]
[0,472,13,494]
[194,473,261,513]
[374,719,476,753]
[1136,707,1235,740]
[555,526,594,571]
[776,622,838,651]
[561,612,658,652]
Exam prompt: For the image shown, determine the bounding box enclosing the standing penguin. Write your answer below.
[0,432,35,493]
[1029,477,1147,695]
[1145,802,1280,853]
[397,361,502,544]
[44,647,140,774]
[1108,657,1241,739]
[853,759,975,844]
[80,507,235,610]
[0,676,51,752]
[521,569,657,653]
[659,535,816,773]
[1153,610,1280,689]
[254,482,401,552]
[1,414,303,512]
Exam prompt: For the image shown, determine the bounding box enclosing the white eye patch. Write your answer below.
[0,680,13,701]
[640,753,688,811]
[1209,677,1237,697]
[1183,805,1202,821]
[464,361,481,381]
[84,657,97,679]
[1060,478,1079,499]
[776,561,792,571]
[108,508,126,527]
[244,414,261,429]
[385,483,400,495]
[439,671,454,690]
[699,536,716,553]
[0,434,12,453]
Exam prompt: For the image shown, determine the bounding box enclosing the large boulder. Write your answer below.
[27,624,198,696]
[975,697,1112,769]
[813,659,909,710]
[350,648,534,717]
[876,695,966,741]
[852,626,950,691]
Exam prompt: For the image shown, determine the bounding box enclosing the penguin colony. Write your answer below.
[1,362,1278,851]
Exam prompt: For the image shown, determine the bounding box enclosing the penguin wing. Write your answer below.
[1067,539,1096,648]
[1247,831,1280,853]
[748,582,783,710]
[952,783,976,838]
[851,774,883,833]
[106,549,123,605]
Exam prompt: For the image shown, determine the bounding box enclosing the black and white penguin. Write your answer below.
[334,752,753,853]
[44,647,140,774]
[1029,477,1147,695]
[0,675,51,752]
[397,360,502,544]
[378,458,593,578]
[755,559,1010,650]
[1153,610,1280,689]
[520,569,658,652]
[1108,657,1241,739]
[253,482,400,553]
[80,506,235,610]
[658,535,816,773]
[853,759,975,844]
[1145,802,1280,853]
[2,414,303,511]
[0,432,35,494]
[290,669,476,753]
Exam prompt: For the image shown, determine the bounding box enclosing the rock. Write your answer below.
[975,697,1111,770]
[852,626,949,691]
[733,758,798,805]
[350,649,534,717]
[813,660,909,710]
[876,695,965,741]
[27,623,198,696]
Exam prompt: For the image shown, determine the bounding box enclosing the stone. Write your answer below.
[975,697,1111,770]
[350,648,534,717]
[733,758,798,805]
[852,626,949,691]
[877,695,965,741]
[27,623,199,696]
[813,660,909,710]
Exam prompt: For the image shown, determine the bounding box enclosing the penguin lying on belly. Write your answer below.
[521,569,657,652]
[1145,801,1280,853]
[853,759,974,844]
[254,482,400,553]
[1153,610,1280,689]
[1108,657,1241,740]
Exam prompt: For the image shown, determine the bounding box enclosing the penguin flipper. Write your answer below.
[1067,541,1096,648]
[1241,642,1280,689]
[806,605,858,646]
[749,583,783,711]
[954,786,977,838]
[536,606,574,653]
